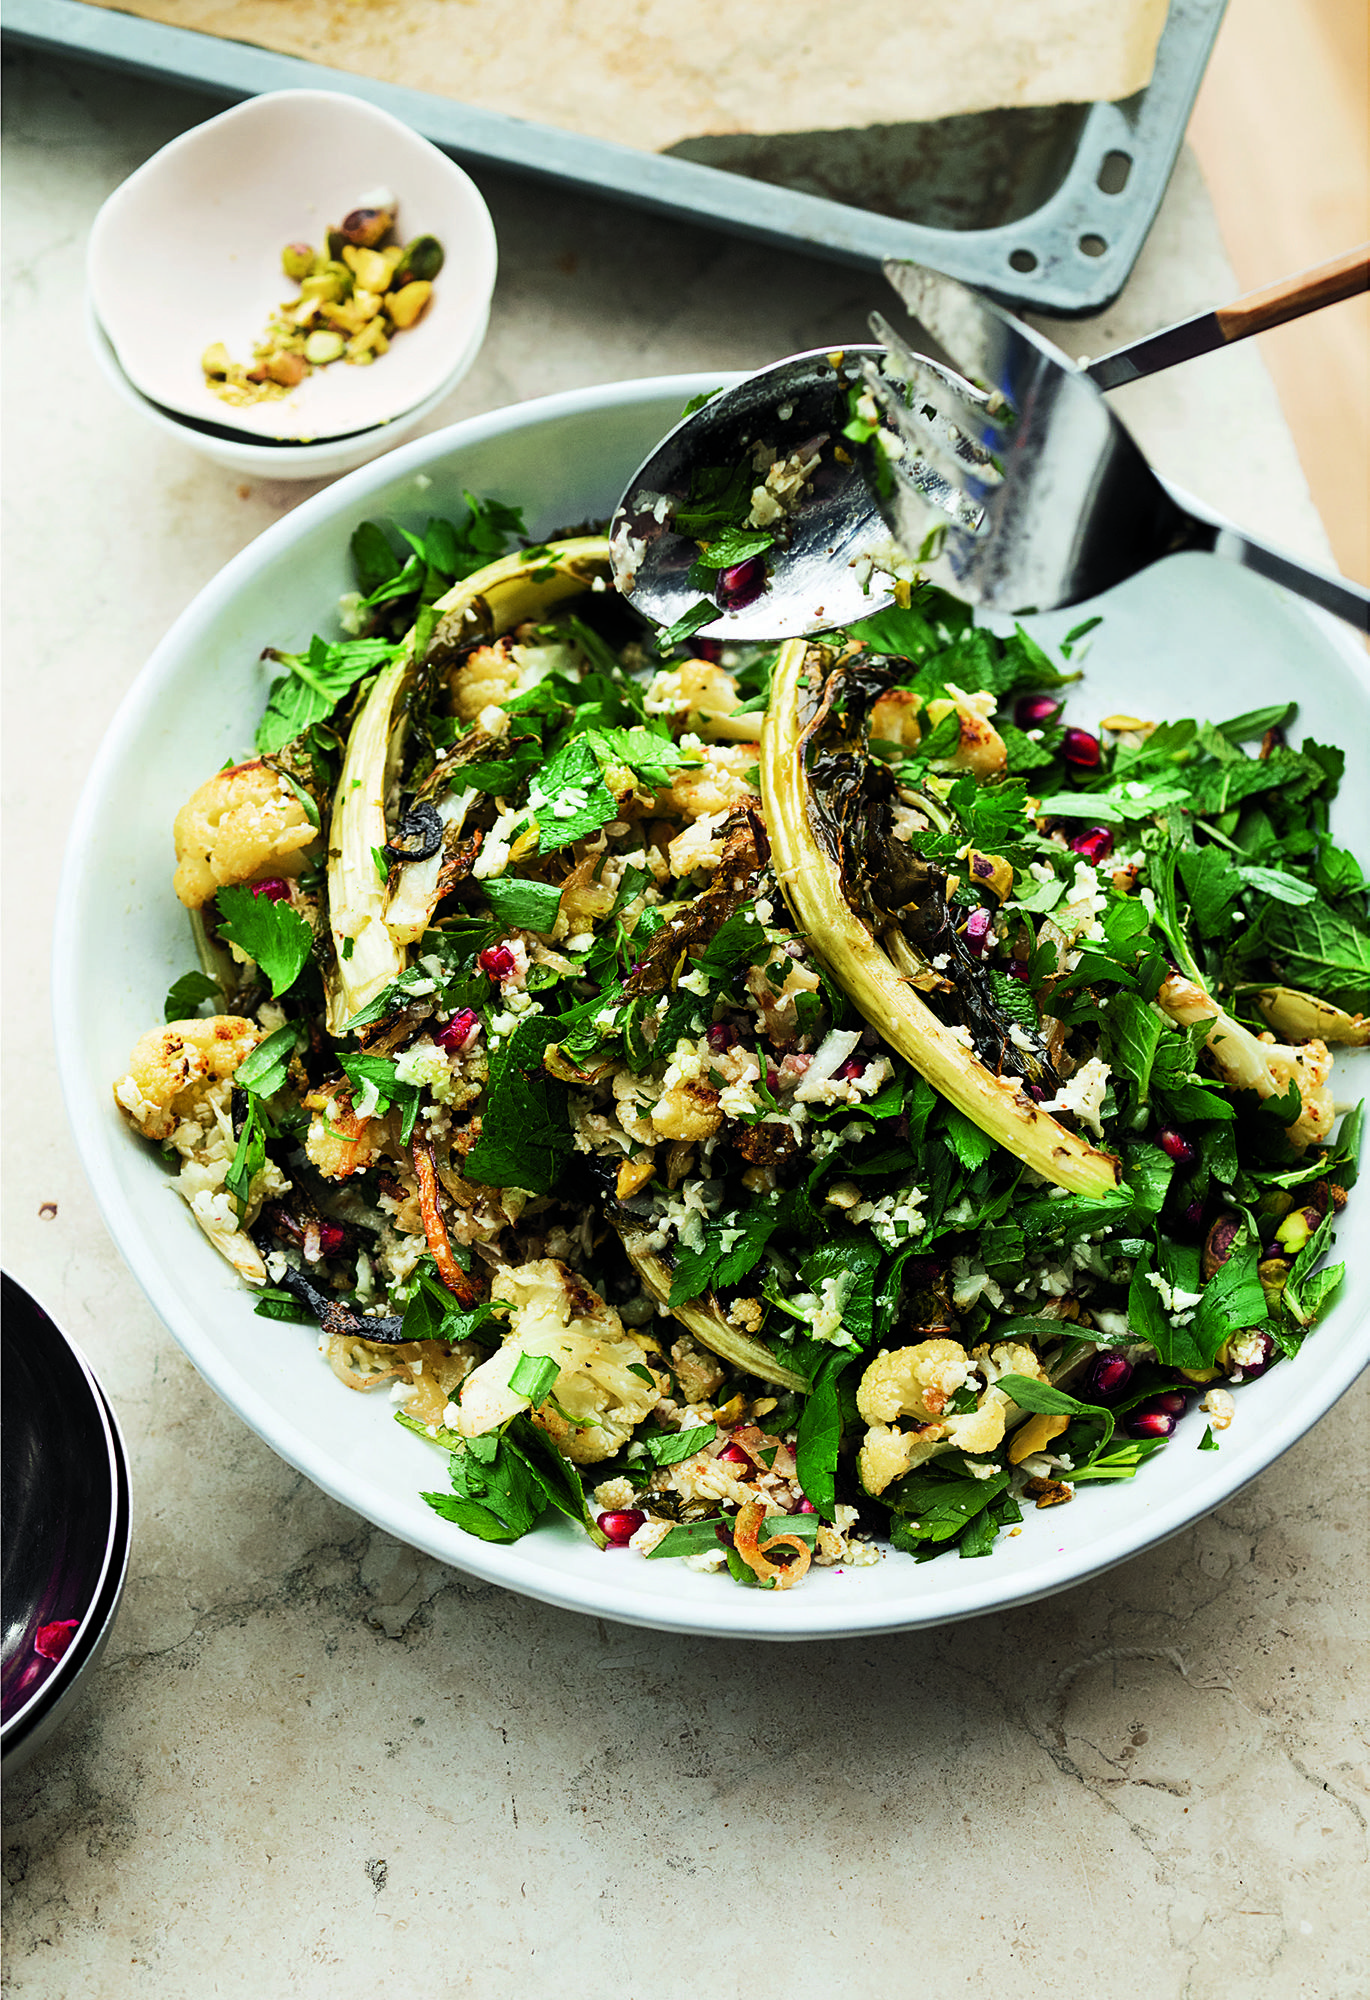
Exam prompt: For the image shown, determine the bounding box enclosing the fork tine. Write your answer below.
[881,259,1006,389]
[858,361,997,528]
[859,368,989,536]
[865,327,1006,484]
[868,311,1013,444]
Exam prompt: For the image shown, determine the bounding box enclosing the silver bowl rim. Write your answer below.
[1,1271,131,1748]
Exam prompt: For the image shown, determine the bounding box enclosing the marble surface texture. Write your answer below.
[2,44,1366,2000]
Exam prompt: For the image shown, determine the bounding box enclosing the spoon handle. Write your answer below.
[1085,245,1370,391]
[1171,498,1370,632]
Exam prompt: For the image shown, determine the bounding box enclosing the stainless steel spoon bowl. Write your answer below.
[609,347,895,644]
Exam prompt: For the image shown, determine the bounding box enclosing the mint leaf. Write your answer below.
[224,1102,265,1219]
[462,1016,572,1194]
[692,525,775,572]
[480,876,564,932]
[640,1424,717,1467]
[795,1351,846,1521]
[255,634,400,753]
[1235,865,1318,907]
[644,1519,725,1560]
[338,1052,422,1144]
[656,600,719,650]
[886,1467,1010,1541]
[529,738,618,853]
[215,885,313,998]
[592,725,695,790]
[163,970,221,1022]
[1179,844,1243,937]
[1262,903,1370,1011]
[252,1285,312,1324]
[235,1020,304,1098]
[942,1108,997,1171]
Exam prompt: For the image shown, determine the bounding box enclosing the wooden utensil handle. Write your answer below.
[1216,245,1369,342]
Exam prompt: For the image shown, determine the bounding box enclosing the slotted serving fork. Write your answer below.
[863,259,1370,631]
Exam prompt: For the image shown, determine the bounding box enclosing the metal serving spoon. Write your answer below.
[611,250,1370,639]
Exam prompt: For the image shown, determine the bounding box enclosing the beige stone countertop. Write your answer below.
[2,45,1366,2000]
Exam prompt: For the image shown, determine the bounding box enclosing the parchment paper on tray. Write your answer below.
[82,0,1169,152]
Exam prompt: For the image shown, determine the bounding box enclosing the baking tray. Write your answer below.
[3,0,1225,316]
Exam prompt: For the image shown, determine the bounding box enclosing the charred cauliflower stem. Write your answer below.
[114,492,1367,1586]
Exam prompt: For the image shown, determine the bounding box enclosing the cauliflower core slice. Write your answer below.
[1158,973,1335,1151]
[457,1259,666,1464]
[172,759,317,910]
[854,1339,1048,1496]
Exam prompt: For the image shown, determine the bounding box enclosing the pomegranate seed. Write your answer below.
[1177,1197,1207,1238]
[317,1221,347,1257]
[598,1510,645,1546]
[478,944,516,980]
[1069,825,1114,864]
[1084,1352,1133,1403]
[34,1619,80,1662]
[766,1064,782,1093]
[1061,727,1101,768]
[1150,1390,1190,1418]
[964,907,993,957]
[718,1442,750,1464]
[1157,1127,1198,1167]
[716,556,766,609]
[693,638,724,662]
[706,1023,738,1053]
[1014,694,1062,730]
[798,1499,817,1514]
[1006,959,1030,984]
[834,1056,866,1081]
[435,1008,479,1052]
[1127,1410,1177,1440]
[250,876,291,901]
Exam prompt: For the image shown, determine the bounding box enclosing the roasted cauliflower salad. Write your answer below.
[115,488,1366,1589]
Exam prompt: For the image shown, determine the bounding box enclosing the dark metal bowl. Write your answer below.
[1,1271,132,1775]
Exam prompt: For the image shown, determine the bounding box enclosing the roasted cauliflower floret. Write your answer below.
[172,759,317,910]
[457,1259,667,1464]
[448,632,580,726]
[666,808,731,878]
[113,1016,284,1282]
[855,1338,1043,1496]
[869,687,923,748]
[924,683,1008,777]
[1158,973,1335,1150]
[858,1338,971,1424]
[658,742,760,821]
[651,1075,723,1142]
[856,1421,944,1496]
[113,1015,262,1142]
[644,659,754,741]
[303,1080,388,1180]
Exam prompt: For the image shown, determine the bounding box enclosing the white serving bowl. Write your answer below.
[87,88,497,447]
[86,293,490,482]
[54,377,1370,1642]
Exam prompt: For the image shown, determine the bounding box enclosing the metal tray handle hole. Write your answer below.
[1097,150,1134,195]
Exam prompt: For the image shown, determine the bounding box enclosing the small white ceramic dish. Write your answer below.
[87,89,497,444]
[54,378,1370,1642]
[86,293,490,481]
